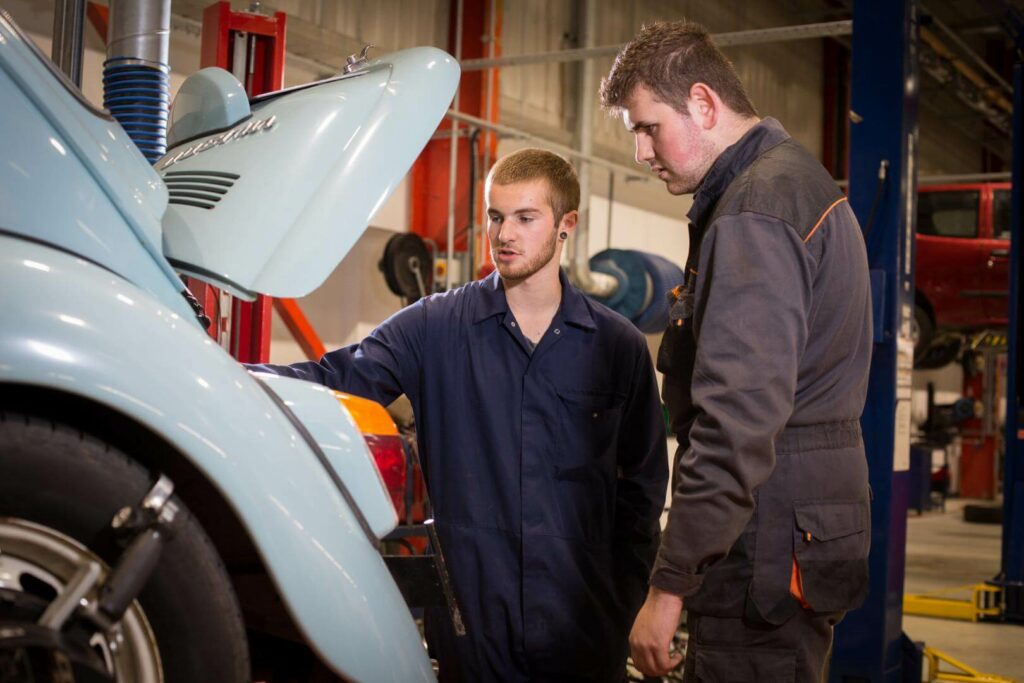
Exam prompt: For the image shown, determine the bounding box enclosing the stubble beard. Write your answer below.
[493,229,559,284]
[664,135,718,196]
[666,174,701,196]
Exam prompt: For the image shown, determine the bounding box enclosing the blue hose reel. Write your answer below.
[587,249,685,333]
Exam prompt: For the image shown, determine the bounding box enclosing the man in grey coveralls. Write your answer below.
[600,20,873,682]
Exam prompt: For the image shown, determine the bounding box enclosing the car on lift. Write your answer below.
[914,182,1012,368]
[0,8,458,682]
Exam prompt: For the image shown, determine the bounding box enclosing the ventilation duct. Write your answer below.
[103,0,171,163]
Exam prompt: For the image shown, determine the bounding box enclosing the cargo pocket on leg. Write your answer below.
[694,646,795,682]
[793,500,870,612]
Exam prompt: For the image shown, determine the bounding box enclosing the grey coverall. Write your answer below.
[651,118,873,682]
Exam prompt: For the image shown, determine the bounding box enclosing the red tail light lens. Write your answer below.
[331,391,408,519]
[363,433,407,519]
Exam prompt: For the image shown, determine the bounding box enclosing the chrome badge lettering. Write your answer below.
[160,115,277,170]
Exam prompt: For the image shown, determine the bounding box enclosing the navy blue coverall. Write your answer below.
[251,269,668,681]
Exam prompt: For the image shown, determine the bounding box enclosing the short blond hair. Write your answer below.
[487,148,580,225]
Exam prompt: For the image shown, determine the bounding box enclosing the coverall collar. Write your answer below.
[687,117,790,228]
[472,269,597,331]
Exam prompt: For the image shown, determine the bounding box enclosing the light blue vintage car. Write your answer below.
[0,7,458,681]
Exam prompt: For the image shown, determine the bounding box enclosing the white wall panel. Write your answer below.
[497,0,825,271]
[270,0,449,52]
[501,0,575,129]
[589,0,824,164]
[588,195,688,266]
[918,105,987,177]
[268,227,406,363]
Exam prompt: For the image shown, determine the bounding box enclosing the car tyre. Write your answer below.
[915,336,962,370]
[912,304,935,364]
[963,504,1002,525]
[0,412,250,683]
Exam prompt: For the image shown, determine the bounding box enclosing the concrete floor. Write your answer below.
[903,498,1024,681]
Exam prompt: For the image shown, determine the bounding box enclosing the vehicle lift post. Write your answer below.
[190,1,285,363]
[190,1,327,363]
[829,0,920,680]
[998,21,1024,625]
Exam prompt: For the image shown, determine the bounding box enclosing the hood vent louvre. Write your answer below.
[164,170,239,210]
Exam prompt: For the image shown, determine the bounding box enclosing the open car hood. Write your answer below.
[159,48,459,300]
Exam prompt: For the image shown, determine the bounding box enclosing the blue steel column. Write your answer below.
[1000,59,1023,622]
[830,0,919,681]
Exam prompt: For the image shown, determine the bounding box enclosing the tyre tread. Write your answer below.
[0,411,250,682]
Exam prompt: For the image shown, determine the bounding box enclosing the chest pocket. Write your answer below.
[551,388,624,544]
[553,388,624,473]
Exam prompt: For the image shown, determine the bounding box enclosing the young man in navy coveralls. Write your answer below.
[251,148,668,681]
[600,21,873,683]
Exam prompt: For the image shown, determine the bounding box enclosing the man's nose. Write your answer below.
[635,135,654,165]
[496,221,515,244]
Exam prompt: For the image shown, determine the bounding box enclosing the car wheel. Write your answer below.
[915,336,962,370]
[0,412,250,682]
[912,304,935,363]
[963,504,1002,525]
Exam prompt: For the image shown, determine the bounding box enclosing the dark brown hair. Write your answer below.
[599,20,758,118]
[486,148,580,225]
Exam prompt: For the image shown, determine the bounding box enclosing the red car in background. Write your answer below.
[914,182,1012,367]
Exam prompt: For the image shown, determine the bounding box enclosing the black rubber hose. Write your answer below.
[861,158,890,243]
[467,128,481,279]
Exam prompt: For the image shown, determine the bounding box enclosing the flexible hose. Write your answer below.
[102,60,169,163]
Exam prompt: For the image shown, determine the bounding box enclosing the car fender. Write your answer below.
[252,372,399,540]
[0,234,433,682]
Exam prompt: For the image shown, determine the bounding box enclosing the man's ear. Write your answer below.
[688,83,719,130]
[559,209,579,236]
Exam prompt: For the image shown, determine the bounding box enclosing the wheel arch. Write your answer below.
[0,234,435,681]
[915,289,936,325]
[0,382,305,644]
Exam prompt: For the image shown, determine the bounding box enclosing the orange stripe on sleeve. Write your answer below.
[804,196,849,243]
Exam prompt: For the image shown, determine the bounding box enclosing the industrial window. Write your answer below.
[994,190,1012,241]
[916,190,979,238]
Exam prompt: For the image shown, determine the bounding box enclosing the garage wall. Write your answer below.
[262,0,449,54]
[5,0,992,365]
[268,227,408,363]
[0,0,876,364]
[502,0,825,169]
[492,0,827,332]
[918,105,989,177]
[499,1,577,133]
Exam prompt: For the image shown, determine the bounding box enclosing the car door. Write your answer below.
[980,185,1012,324]
[915,187,986,330]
